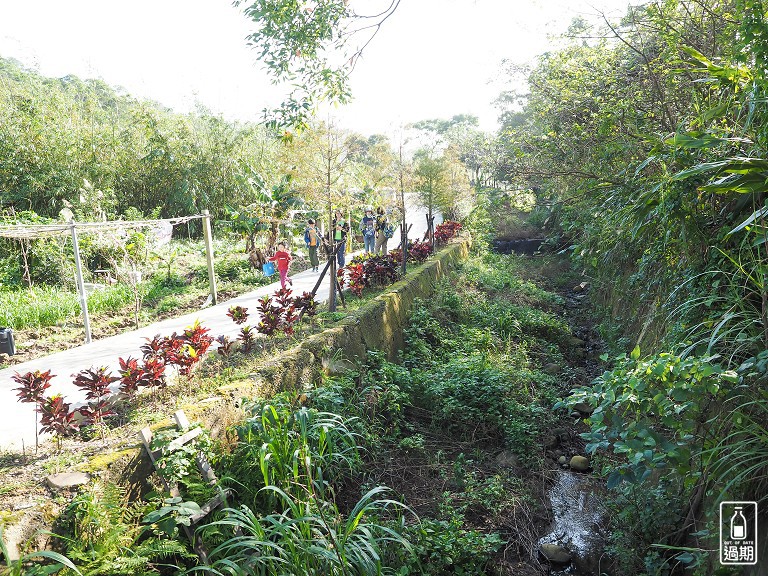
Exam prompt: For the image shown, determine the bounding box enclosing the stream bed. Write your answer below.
[538,470,608,575]
[492,238,544,255]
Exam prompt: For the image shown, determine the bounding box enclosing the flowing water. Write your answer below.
[538,470,608,575]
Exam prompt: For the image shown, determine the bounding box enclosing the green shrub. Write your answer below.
[386,515,503,576]
[29,237,73,286]
[562,347,738,487]
[201,487,412,576]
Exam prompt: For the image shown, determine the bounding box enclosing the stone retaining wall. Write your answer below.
[250,237,471,393]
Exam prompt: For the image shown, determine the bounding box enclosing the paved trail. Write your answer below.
[0,207,438,450]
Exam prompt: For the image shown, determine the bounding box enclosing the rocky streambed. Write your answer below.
[538,468,608,574]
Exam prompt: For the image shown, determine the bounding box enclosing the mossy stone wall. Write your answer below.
[249,237,471,392]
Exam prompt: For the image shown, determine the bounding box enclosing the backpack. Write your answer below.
[383,224,395,239]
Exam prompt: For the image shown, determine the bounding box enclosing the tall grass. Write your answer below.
[0,284,134,329]
[195,487,411,576]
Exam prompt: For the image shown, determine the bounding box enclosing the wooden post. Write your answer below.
[329,243,337,312]
[69,221,92,344]
[202,210,217,306]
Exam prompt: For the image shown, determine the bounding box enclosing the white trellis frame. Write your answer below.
[0,213,217,344]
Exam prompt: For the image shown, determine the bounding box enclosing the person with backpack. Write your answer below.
[304,219,320,272]
[360,207,376,253]
[331,209,350,268]
[374,206,392,255]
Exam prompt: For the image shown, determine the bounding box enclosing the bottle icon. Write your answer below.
[731,506,747,540]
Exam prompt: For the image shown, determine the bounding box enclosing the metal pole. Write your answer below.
[202,210,217,305]
[70,221,92,344]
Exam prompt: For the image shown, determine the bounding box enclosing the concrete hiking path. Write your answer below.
[0,212,437,451]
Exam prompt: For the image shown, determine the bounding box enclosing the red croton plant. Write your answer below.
[12,319,216,451]
[12,369,55,450]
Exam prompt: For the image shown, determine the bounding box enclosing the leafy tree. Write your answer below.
[234,0,401,132]
[413,150,448,242]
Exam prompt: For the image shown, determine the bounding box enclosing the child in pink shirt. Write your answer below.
[269,241,293,289]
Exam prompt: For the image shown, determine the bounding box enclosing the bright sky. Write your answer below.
[0,0,631,136]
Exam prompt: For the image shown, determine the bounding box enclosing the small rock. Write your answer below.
[323,358,356,376]
[572,281,590,293]
[569,455,590,472]
[558,455,567,465]
[46,472,91,490]
[573,402,594,416]
[540,543,572,564]
[544,435,559,449]
[542,363,560,375]
[12,502,35,511]
[568,336,586,348]
[495,450,520,470]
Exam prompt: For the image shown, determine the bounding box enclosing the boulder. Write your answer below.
[542,362,560,375]
[495,450,520,471]
[540,543,572,564]
[569,455,590,472]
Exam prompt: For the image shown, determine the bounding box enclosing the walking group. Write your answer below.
[268,206,394,289]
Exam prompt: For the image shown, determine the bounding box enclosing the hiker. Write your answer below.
[304,219,320,272]
[360,207,376,253]
[374,206,391,255]
[332,210,350,268]
[269,241,293,289]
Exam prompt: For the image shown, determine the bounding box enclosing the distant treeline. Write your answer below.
[0,56,282,224]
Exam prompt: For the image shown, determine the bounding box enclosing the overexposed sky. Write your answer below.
[0,0,630,136]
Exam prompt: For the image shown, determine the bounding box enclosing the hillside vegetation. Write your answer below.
[490,1,768,573]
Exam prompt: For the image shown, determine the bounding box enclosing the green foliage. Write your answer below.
[706,382,768,504]
[562,349,738,487]
[0,526,81,576]
[56,482,192,575]
[196,486,412,576]
[0,56,277,222]
[222,399,361,512]
[150,425,216,502]
[142,497,203,539]
[0,283,135,329]
[603,479,687,576]
[235,0,352,132]
[386,515,503,576]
